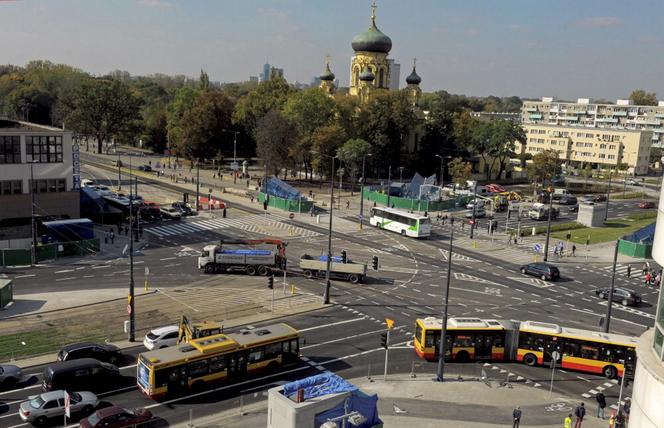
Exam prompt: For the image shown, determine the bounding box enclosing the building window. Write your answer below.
[0,136,21,164]
[379,69,385,88]
[30,178,66,193]
[0,180,22,195]
[608,155,615,160]
[26,136,63,163]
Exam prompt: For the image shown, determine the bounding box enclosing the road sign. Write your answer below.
[358,214,363,220]
[534,244,542,253]
[127,304,132,315]
[230,161,240,171]
[64,390,71,418]
[551,351,560,361]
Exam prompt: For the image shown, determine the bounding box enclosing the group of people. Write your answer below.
[642,262,662,287]
[512,399,629,427]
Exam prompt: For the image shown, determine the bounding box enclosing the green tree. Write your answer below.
[283,88,336,180]
[65,78,141,154]
[447,157,473,188]
[232,77,294,138]
[486,120,525,180]
[581,164,594,186]
[630,89,658,106]
[180,90,234,160]
[311,123,348,181]
[336,138,372,195]
[526,149,559,187]
[255,109,298,178]
[166,86,201,155]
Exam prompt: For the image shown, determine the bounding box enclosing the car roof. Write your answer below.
[94,406,130,418]
[150,325,179,335]
[40,390,67,401]
[46,358,105,373]
[61,342,103,352]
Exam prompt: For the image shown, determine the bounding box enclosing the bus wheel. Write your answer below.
[204,264,215,274]
[349,274,359,284]
[246,266,257,276]
[400,230,406,236]
[304,270,313,279]
[603,365,617,379]
[258,265,269,276]
[455,351,469,363]
[523,354,537,367]
[191,380,206,391]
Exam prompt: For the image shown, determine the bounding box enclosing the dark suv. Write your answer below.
[172,201,193,216]
[57,343,122,364]
[595,287,642,306]
[519,263,560,281]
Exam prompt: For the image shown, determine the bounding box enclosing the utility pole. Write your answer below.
[29,163,37,266]
[543,188,554,262]
[469,181,478,239]
[605,169,612,221]
[359,154,371,229]
[323,156,336,305]
[233,131,238,184]
[603,239,620,333]
[436,226,454,382]
[117,149,122,190]
[386,165,392,208]
[128,158,136,342]
[195,159,200,213]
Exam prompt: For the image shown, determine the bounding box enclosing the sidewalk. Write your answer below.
[174,373,609,428]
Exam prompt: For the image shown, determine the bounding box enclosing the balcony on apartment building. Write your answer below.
[525,107,539,113]
[529,113,543,120]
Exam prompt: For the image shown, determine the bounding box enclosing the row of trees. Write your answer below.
[1,60,529,182]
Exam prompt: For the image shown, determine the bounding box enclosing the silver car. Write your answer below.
[19,390,99,424]
[0,364,24,385]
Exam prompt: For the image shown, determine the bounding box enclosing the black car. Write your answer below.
[138,165,152,172]
[519,263,560,281]
[172,201,193,216]
[57,343,122,364]
[559,195,578,205]
[42,358,120,392]
[595,287,642,306]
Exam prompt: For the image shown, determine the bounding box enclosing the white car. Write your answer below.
[19,390,99,424]
[466,199,485,210]
[143,325,179,350]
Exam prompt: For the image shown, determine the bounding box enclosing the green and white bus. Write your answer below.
[369,207,431,238]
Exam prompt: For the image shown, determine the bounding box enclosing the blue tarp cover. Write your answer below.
[265,176,302,200]
[282,373,356,400]
[318,255,343,262]
[623,223,656,245]
[314,390,381,428]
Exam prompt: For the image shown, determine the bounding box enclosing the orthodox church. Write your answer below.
[319,2,425,153]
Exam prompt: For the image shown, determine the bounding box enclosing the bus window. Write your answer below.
[454,335,473,348]
[493,333,504,348]
[420,217,431,225]
[188,360,209,377]
[415,325,423,344]
[265,342,282,358]
[248,348,264,363]
[425,331,439,348]
[209,356,226,372]
[580,344,599,360]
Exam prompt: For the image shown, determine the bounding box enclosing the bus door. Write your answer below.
[228,352,247,380]
[474,334,493,360]
[542,338,562,366]
[167,366,188,395]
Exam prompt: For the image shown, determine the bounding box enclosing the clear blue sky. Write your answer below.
[1,0,663,100]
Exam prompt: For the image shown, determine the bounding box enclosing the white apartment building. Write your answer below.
[0,119,79,228]
[522,97,664,148]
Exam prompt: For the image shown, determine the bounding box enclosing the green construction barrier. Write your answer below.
[362,187,472,212]
[0,279,12,309]
[257,192,313,213]
[0,238,101,266]
[617,239,652,259]
[0,249,31,267]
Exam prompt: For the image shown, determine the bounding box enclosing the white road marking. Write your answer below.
[299,317,366,332]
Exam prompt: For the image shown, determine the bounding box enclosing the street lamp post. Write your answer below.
[359,153,372,229]
[602,239,620,333]
[195,159,200,213]
[386,165,392,208]
[29,163,37,266]
[436,226,454,381]
[605,169,612,221]
[469,181,478,239]
[435,155,452,189]
[543,187,554,262]
[128,156,136,342]
[222,129,241,184]
[323,155,337,305]
[399,166,404,183]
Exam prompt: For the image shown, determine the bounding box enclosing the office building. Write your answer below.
[630,185,664,427]
[0,119,79,235]
[470,111,521,123]
[518,124,652,175]
[522,97,664,147]
[260,63,271,82]
[387,59,400,90]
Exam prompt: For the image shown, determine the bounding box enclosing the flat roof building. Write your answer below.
[0,119,79,238]
[522,97,664,148]
[519,124,652,175]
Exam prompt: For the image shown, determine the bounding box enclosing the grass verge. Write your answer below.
[550,216,656,244]
[0,329,108,362]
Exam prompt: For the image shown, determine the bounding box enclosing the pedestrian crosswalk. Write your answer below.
[145,215,321,239]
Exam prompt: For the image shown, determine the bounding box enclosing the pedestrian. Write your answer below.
[574,402,585,428]
[626,265,631,278]
[310,206,315,217]
[104,231,108,244]
[346,200,350,209]
[220,174,223,181]
[595,391,606,419]
[250,195,254,203]
[109,230,115,245]
[614,411,625,428]
[512,406,522,428]
[564,413,573,428]
[608,410,616,428]
[655,273,661,288]
[642,262,649,276]
[514,236,518,245]
[645,272,652,286]
[623,398,630,424]
[572,244,577,256]
[460,220,465,231]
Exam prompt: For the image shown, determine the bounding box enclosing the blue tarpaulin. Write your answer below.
[314,390,381,428]
[282,373,357,400]
[623,223,656,245]
[220,249,272,255]
[265,176,302,200]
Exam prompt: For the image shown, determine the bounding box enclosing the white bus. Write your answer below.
[369,207,431,238]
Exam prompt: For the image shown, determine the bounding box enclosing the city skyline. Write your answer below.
[1,0,664,100]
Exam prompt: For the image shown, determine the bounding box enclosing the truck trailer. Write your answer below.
[197,239,287,275]
[299,254,367,284]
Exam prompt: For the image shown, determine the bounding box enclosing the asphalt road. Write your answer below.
[1,159,657,426]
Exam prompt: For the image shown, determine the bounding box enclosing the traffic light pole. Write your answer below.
[383,329,390,381]
[603,239,620,333]
[543,190,554,262]
[436,226,454,382]
[128,160,135,342]
[323,156,335,305]
[469,182,478,239]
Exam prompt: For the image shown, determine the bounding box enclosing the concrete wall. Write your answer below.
[0,192,80,221]
[267,386,349,428]
[576,203,606,227]
[631,329,664,428]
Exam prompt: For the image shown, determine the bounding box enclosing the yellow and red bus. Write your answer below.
[414,317,507,362]
[516,320,637,379]
[414,317,637,379]
[137,323,299,399]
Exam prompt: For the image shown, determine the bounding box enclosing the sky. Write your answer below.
[1,0,664,100]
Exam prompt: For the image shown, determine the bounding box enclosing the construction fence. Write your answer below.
[0,238,100,267]
[362,187,472,212]
[258,192,313,213]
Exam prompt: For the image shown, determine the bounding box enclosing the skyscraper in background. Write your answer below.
[388,59,400,90]
[261,62,271,82]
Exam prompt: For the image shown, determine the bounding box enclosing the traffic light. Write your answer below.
[267,275,274,289]
[341,250,347,264]
[372,255,379,271]
[380,332,388,349]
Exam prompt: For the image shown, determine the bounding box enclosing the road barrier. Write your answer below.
[0,238,100,267]
[362,187,472,211]
[257,192,313,213]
